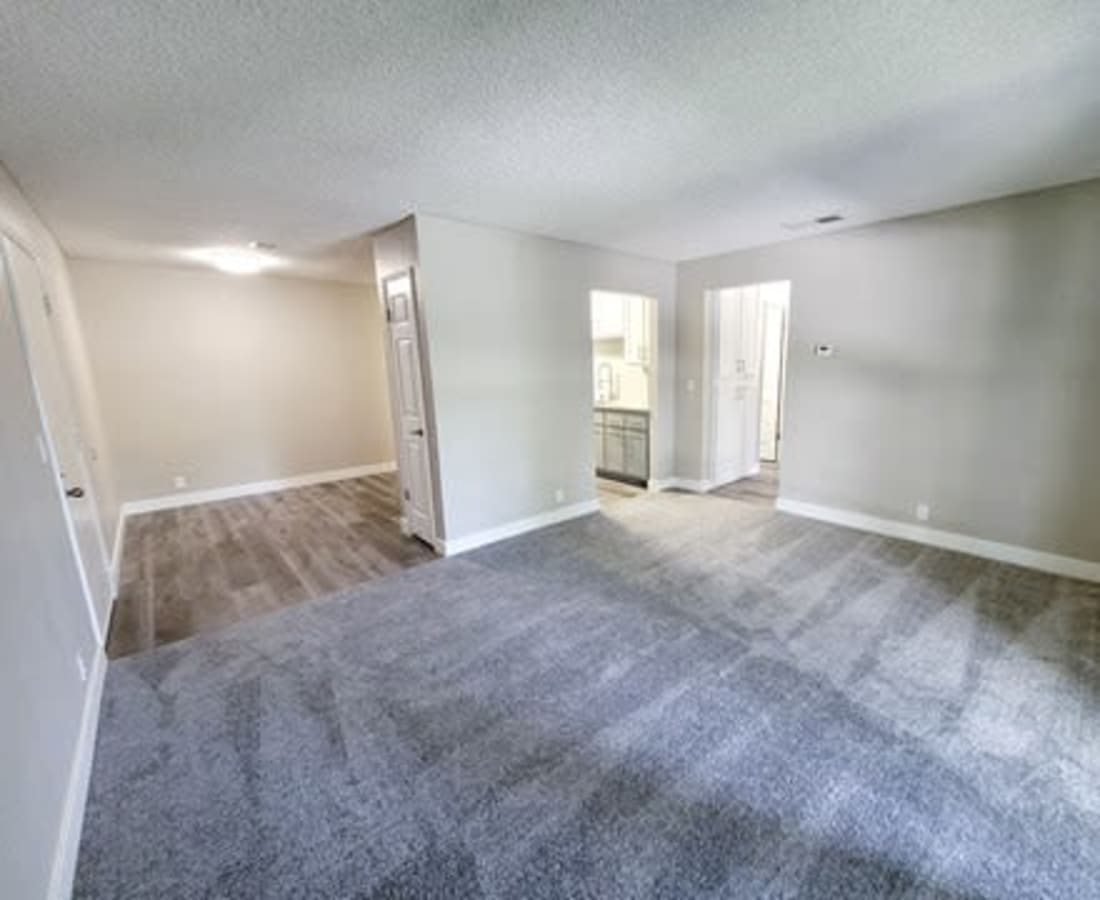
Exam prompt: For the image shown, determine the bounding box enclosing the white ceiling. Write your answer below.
[1,1,1098,282]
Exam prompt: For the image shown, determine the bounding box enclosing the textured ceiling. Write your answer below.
[1,1,1099,282]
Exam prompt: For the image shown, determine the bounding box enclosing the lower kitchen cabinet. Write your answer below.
[594,408,649,485]
[624,431,647,479]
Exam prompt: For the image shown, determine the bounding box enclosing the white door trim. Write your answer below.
[701,280,791,488]
[46,647,107,900]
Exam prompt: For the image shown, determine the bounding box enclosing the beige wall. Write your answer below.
[676,179,1100,563]
[71,259,394,503]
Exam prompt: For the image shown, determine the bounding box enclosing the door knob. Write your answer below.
[411,428,424,436]
[65,486,85,499]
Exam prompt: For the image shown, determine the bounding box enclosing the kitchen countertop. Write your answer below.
[594,405,650,415]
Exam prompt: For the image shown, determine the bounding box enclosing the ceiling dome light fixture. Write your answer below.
[187,244,281,275]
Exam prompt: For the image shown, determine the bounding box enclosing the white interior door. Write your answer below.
[382,270,437,547]
[1,236,111,638]
[1,234,93,900]
[710,285,763,486]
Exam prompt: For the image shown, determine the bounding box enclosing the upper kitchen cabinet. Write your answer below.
[623,294,649,366]
[591,291,649,365]
[719,284,762,379]
[591,291,624,340]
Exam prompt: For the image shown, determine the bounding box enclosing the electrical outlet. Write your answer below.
[173,475,188,490]
[554,488,565,504]
[75,653,88,683]
[915,502,931,522]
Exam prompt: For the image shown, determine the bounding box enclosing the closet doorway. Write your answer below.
[704,280,789,506]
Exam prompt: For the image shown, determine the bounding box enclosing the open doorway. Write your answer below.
[704,280,790,507]
[589,290,657,508]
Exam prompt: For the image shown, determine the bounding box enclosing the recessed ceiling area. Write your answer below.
[1,0,1098,280]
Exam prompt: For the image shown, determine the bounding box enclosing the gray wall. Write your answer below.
[72,259,394,504]
[676,179,1100,562]
[415,215,676,541]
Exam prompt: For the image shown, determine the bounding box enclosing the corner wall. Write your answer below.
[676,179,1100,563]
[415,215,677,543]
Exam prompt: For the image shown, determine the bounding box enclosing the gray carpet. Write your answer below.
[75,493,1100,898]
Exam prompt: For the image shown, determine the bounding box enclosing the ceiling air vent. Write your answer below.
[781,213,845,232]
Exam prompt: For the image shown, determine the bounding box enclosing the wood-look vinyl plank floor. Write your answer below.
[597,477,647,506]
[106,472,436,659]
[709,462,780,507]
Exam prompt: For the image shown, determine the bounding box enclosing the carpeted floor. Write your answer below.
[75,493,1100,898]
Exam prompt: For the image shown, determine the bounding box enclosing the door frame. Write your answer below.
[757,289,790,464]
[0,234,110,644]
[379,267,441,551]
[702,280,791,488]
[588,289,659,490]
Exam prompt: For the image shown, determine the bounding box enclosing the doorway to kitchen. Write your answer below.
[590,290,657,508]
[704,280,790,507]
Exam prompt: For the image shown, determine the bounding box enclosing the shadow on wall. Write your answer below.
[775,182,1100,567]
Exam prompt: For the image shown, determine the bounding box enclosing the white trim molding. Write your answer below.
[48,646,107,900]
[777,498,1100,584]
[440,499,600,556]
[109,512,126,598]
[120,462,397,517]
[655,477,715,494]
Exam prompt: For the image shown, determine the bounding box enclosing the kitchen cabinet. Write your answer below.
[624,431,647,479]
[593,407,649,485]
[592,292,650,366]
[591,292,625,340]
[719,284,761,379]
[623,295,650,365]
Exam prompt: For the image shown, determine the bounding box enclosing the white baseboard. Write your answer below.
[657,477,716,494]
[109,513,126,597]
[48,646,107,900]
[776,498,1100,583]
[440,499,600,556]
[120,462,397,517]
